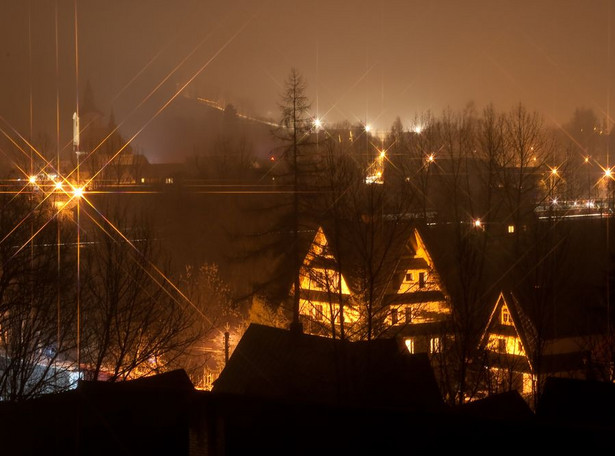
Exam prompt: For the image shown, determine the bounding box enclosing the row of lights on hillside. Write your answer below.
[311,118,424,134]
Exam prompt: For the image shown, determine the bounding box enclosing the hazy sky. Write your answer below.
[1,0,614,161]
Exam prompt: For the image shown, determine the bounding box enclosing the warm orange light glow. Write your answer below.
[427,154,435,163]
[379,149,386,159]
[474,219,482,228]
[313,118,322,129]
[605,168,612,178]
[55,181,63,190]
[28,175,37,184]
[551,167,558,176]
[365,124,371,133]
[585,156,590,163]
[73,187,84,198]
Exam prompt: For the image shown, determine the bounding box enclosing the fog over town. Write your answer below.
[1,1,615,453]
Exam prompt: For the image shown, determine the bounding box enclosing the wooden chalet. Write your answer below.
[297,223,451,354]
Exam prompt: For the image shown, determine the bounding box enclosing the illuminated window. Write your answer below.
[140,177,145,184]
[501,306,513,326]
[418,272,426,288]
[391,308,399,325]
[430,337,441,353]
[405,338,415,354]
[404,272,414,282]
[522,373,533,395]
[507,225,515,234]
[165,177,174,184]
[314,304,323,321]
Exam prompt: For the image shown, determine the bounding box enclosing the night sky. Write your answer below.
[1,0,614,162]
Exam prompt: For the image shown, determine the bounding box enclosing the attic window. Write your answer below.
[501,305,513,326]
[404,272,414,282]
[507,225,515,234]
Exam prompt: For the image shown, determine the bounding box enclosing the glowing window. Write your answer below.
[501,306,513,326]
[430,337,441,353]
[165,177,174,184]
[508,225,515,234]
[522,373,533,395]
[405,338,415,354]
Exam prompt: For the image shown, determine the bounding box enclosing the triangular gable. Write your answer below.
[480,292,533,369]
[305,226,332,262]
[393,228,445,296]
[300,226,351,295]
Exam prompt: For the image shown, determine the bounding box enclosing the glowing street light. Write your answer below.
[72,187,84,199]
[365,124,371,133]
[313,118,322,130]
[550,167,558,176]
[473,219,482,228]
[605,168,613,179]
[28,175,37,184]
[427,154,435,163]
[55,181,63,190]
[379,149,386,159]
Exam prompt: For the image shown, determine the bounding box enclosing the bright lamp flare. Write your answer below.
[29,175,37,184]
[379,149,386,159]
[474,219,482,228]
[73,187,84,198]
[365,124,371,133]
[605,168,612,178]
[55,181,63,190]
[551,167,558,176]
[313,118,322,129]
[427,154,435,163]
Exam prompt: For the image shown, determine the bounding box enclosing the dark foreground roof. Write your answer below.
[212,323,444,412]
[1,368,614,454]
[537,376,615,425]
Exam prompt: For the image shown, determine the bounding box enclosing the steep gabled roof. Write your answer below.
[213,323,444,412]
[480,291,537,364]
[302,220,449,304]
